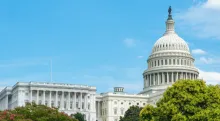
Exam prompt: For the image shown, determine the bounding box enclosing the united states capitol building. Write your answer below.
[0,9,199,121]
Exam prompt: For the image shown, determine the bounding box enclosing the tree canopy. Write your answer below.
[119,105,143,121]
[140,79,220,121]
[72,112,86,121]
[0,103,77,121]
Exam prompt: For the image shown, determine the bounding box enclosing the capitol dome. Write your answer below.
[140,8,199,95]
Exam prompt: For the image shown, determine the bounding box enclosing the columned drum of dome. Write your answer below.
[140,7,199,95]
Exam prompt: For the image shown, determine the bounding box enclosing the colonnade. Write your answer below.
[144,72,198,87]
[29,90,95,111]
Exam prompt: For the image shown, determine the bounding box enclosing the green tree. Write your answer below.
[119,105,142,121]
[140,80,220,121]
[72,112,86,121]
[0,103,78,121]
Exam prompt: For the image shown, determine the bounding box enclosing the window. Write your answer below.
[165,59,167,65]
[114,108,117,115]
[169,59,171,65]
[161,60,163,65]
[121,102,123,105]
[173,59,175,65]
[155,61,156,66]
[88,103,90,110]
[143,103,146,105]
[76,102,79,108]
[70,102,73,109]
[158,60,160,66]
[129,102,131,105]
[121,108,124,115]
[137,103,139,105]
[82,102,84,109]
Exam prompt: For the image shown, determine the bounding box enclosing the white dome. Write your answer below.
[152,33,190,53]
[141,13,199,95]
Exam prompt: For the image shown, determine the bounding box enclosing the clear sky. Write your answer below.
[0,0,220,93]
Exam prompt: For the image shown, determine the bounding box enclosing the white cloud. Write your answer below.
[204,0,220,9]
[123,38,136,47]
[199,57,213,64]
[192,49,206,55]
[176,0,220,39]
[199,57,220,64]
[199,69,220,84]
[137,56,144,59]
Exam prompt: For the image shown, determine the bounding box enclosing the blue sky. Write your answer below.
[0,0,220,93]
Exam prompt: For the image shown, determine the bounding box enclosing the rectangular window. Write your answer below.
[70,102,73,109]
[82,102,84,109]
[88,104,90,110]
[76,102,79,108]
[121,109,124,115]
[114,109,117,115]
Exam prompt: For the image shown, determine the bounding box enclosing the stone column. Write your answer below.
[61,91,64,110]
[49,91,52,107]
[149,74,151,86]
[167,72,169,84]
[97,101,100,117]
[177,72,179,81]
[36,90,39,105]
[172,72,174,83]
[85,93,88,111]
[158,73,160,85]
[55,91,58,107]
[74,92,76,109]
[30,89,32,103]
[153,74,155,85]
[43,90,45,105]
[146,76,148,87]
[162,72,165,84]
[68,92,70,110]
[181,72,183,79]
[80,92,82,110]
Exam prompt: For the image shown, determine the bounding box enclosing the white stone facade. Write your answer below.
[0,11,199,121]
[0,82,96,121]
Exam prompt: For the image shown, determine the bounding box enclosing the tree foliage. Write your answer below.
[140,80,220,121]
[72,112,86,121]
[119,105,142,121]
[0,103,77,121]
